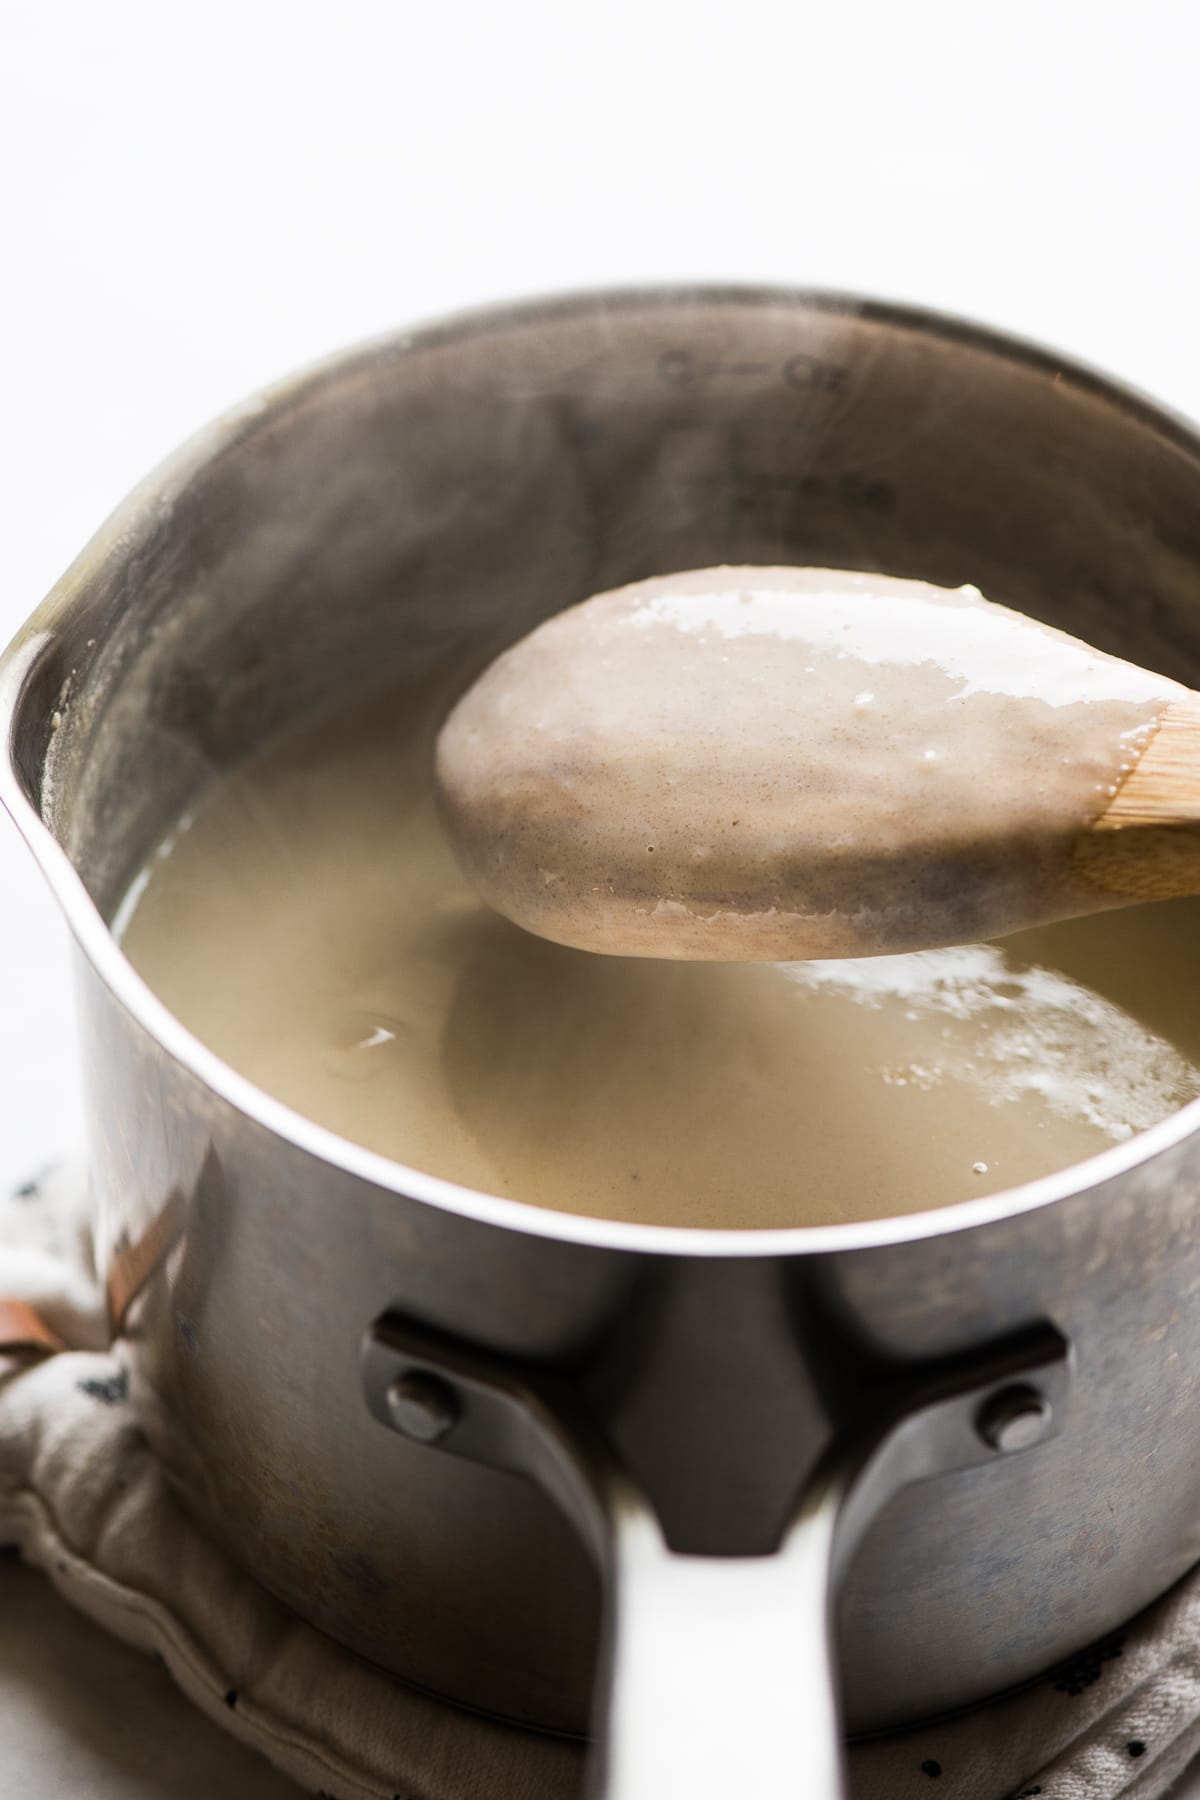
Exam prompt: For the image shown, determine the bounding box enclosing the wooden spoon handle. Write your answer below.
[1075,693,1200,902]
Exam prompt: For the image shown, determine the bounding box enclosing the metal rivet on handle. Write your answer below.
[976,1383,1053,1453]
[386,1370,459,1444]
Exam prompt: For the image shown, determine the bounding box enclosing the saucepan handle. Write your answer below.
[592,1474,846,1800]
[363,1314,1071,1800]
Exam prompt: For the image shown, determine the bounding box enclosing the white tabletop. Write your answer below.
[4,0,1200,1791]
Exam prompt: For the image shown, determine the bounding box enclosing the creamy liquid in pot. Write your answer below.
[115,684,1200,1230]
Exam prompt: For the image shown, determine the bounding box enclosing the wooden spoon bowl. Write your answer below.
[436,567,1200,961]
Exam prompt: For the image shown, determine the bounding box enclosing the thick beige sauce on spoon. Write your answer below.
[436,568,1188,959]
[116,681,1200,1230]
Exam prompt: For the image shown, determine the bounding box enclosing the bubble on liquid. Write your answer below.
[324,1010,406,1083]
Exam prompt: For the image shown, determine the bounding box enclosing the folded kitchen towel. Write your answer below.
[2,1162,1200,1800]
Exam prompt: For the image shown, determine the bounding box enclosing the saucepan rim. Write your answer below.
[3,280,1199,1260]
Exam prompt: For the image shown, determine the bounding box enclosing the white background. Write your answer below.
[4,1,1200,1790]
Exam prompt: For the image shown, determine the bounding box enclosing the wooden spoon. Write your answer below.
[435,567,1200,961]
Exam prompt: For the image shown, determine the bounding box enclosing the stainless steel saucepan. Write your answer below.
[4,288,1200,1799]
